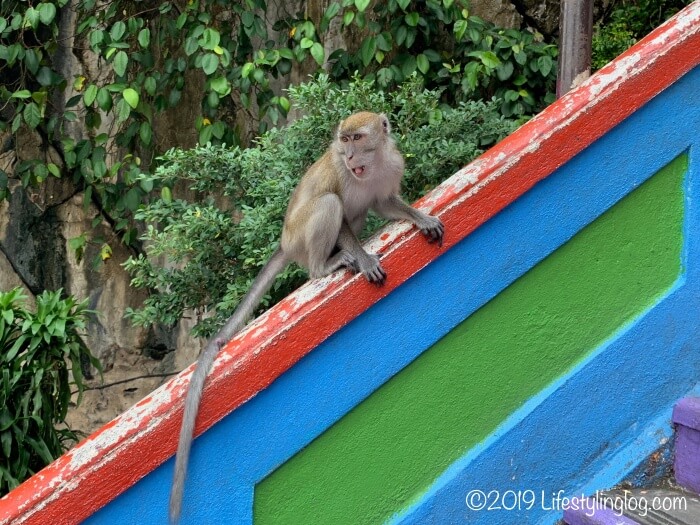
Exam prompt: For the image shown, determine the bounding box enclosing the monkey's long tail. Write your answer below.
[169,247,289,523]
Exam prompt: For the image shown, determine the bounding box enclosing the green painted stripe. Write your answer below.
[254,154,687,525]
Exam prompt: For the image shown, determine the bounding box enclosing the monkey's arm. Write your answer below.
[374,195,444,246]
[337,220,386,284]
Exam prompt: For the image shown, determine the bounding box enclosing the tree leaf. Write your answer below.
[138,28,150,48]
[110,21,126,41]
[496,61,514,81]
[417,54,429,74]
[310,42,324,65]
[184,36,199,56]
[325,2,340,20]
[176,12,187,29]
[11,114,21,133]
[100,244,112,261]
[23,103,41,129]
[469,50,500,68]
[201,54,219,75]
[113,51,128,77]
[83,84,98,106]
[25,436,53,464]
[116,98,131,123]
[36,67,59,87]
[210,76,229,95]
[38,3,56,25]
[360,36,376,67]
[124,187,142,211]
[537,55,553,77]
[47,163,61,178]
[1,430,11,458]
[6,335,27,362]
[139,176,154,193]
[161,186,172,203]
[24,49,40,75]
[405,12,420,27]
[241,62,254,78]
[278,96,291,114]
[454,19,467,41]
[199,28,220,50]
[355,0,371,12]
[96,88,112,111]
[24,8,39,30]
[144,77,157,96]
[122,88,139,109]
[89,29,104,50]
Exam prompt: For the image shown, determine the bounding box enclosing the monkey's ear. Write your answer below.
[335,120,344,140]
[379,113,391,134]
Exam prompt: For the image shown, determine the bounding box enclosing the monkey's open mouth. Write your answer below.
[352,166,366,177]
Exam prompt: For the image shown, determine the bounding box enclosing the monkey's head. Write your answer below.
[336,112,391,181]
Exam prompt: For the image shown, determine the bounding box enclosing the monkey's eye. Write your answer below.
[353,133,362,141]
[341,136,349,143]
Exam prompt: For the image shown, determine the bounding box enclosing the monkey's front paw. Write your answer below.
[359,253,386,285]
[418,215,444,247]
[337,249,360,273]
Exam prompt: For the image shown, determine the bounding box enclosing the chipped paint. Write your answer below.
[1,3,699,524]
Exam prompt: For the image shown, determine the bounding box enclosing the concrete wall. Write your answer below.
[1,3,699,525]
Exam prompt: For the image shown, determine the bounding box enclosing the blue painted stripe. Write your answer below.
[387,284,688,525]
[395,284,700,525]
[393,70,700,525]
[87,66,700,525]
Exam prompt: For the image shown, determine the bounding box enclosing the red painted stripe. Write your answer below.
[1,4,699,524]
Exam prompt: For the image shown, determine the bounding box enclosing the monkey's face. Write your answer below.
[340,133,371,179]
[337,112,389,181]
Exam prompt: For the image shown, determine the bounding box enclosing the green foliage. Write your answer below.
[592,21,636,70]
[319,1,558,117]
[0,288,100,495]
[0,0,556,252]
[124,75,516,336]
[592,0,693,70]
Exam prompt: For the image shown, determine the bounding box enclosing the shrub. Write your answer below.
[592,0,693,70]
[0,288,100,495]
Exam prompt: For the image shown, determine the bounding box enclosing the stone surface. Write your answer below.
[472,0,523,28]
[517,0,561,35]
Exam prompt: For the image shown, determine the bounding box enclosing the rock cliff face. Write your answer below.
[0,0,571,437]
[0,175,206,435]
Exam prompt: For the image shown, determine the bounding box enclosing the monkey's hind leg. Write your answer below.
[305,194,358,278]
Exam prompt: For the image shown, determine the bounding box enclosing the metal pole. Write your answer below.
[557,0,594,97]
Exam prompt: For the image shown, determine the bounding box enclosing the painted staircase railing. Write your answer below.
[1,2,699,524]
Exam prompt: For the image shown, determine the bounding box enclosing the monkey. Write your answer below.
[169,111,444,522]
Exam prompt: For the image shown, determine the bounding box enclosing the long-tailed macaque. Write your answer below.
[169,111,444,522]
